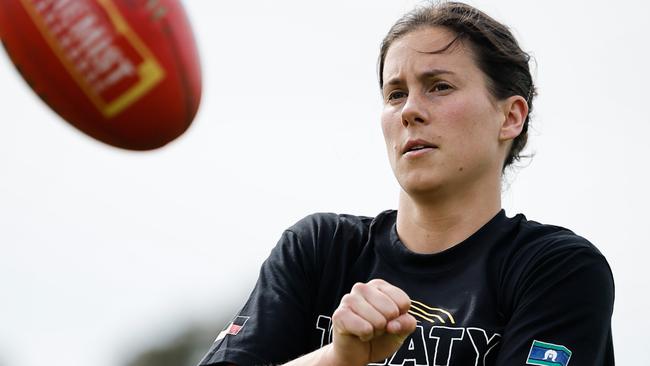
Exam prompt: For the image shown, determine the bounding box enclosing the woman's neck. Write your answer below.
[395,182,502,254]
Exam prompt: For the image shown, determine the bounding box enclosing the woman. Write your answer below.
[199,2,614,365]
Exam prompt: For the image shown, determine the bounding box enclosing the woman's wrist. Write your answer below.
[281,343,355,366]
[318,343,358,366]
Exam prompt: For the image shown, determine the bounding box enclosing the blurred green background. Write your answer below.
[122,316,229,366]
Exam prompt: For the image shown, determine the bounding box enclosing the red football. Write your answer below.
[0,0,202,150]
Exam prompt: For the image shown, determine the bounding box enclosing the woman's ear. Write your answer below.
[499,95,528,141]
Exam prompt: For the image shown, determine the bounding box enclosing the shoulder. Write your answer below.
[284,211,389,246]
[491,213,611,279]
[278,211,394,272]
[507,215,609,265]
[499,214,614,311]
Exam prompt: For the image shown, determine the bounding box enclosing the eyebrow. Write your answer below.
[383,69,456,89]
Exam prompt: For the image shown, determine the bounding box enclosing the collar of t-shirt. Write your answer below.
[372,209,513,274]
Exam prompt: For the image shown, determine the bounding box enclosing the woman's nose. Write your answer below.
[400,92,428,127]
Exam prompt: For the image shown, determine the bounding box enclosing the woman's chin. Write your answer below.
[398,177,446,198]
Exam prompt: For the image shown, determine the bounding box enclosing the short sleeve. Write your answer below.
[496,240,615,365]
[197,229,317,366]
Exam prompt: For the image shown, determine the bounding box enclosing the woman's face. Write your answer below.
[381,26,512,198]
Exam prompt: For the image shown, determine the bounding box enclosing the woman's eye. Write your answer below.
[432,83,452,92]
[388,91,407,101]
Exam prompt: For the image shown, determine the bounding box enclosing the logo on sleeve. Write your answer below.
[214,316,250,342]
[526,340,572,366]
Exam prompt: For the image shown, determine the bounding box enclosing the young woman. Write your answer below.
[198,3,614,365]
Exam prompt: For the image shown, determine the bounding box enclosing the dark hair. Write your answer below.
[378,1,535,169]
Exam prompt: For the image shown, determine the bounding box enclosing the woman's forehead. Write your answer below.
[382,27,477,84]
[391,26,459,54]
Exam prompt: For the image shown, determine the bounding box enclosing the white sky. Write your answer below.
[1,1,649,365]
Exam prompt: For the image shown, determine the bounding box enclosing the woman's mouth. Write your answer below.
[402,139,438,158]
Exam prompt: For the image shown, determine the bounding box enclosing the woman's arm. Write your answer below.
[217,279,417,366]
[496,244,614,365]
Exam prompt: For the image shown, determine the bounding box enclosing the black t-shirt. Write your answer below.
[198,210,614,366]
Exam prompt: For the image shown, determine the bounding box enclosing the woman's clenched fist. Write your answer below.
[326,279,417,366]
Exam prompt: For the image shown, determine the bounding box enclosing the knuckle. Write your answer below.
[339,293,356,307]
[332,307,351,325]
[401,296,413,309]
[340,293,351,302]
[360,322,374,338]
[333,305,346,317]
[368,278,386,286]
[373,316,387,330]
[351,282,367,293]
[387,304,400,319]
[397,301,411,314]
